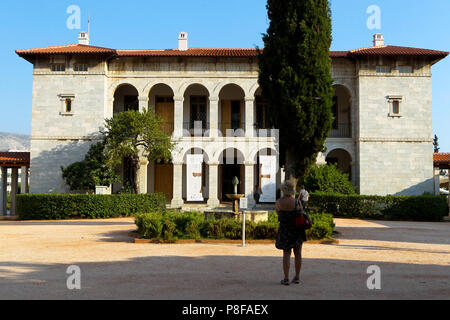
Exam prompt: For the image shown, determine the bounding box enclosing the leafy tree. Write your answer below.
[299,164,355,195]
[61,142,119,193]
[258,0,334,180]
[103,108,175,194]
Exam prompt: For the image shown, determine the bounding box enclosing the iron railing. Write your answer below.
[329,123,352,138]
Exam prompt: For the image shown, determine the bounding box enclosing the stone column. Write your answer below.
[21,166,29,194]
[10,168,19,216]
[171,162,184,208]
[0,167,7,216]
[244,161,256,209]
[137,159,149,194]
[173,96,184,138]
[207,162,220,208]
[138,96,149,113]
[245,97,255,138]
[433,168,440,195]
[209,97,219,138]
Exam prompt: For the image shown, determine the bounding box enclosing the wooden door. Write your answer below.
[221,100,231,135]
[155,96,174,135]
[154,163,173,202]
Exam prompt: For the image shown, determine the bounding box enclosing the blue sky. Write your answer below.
[1,0,449,151]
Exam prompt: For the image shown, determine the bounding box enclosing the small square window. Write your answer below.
[376,66,391,73]
[52,64,66,72]
[399,66,413,73]
[74,64,88,72]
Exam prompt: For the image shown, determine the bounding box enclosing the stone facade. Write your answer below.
[17,34,448,203]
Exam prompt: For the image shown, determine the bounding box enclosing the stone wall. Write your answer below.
[30,56,106,193]
[357,57,434,195]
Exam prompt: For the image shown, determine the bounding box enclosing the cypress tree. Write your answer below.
[258,0,334,180]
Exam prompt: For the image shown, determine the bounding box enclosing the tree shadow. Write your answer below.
[30,133,101,194]
[334,221,450,245]
[0,255,448,300]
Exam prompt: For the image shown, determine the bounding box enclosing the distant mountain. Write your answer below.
[0,132,30,152]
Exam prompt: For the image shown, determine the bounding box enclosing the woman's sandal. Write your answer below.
[291,278,301,284]
[280,279,290,286]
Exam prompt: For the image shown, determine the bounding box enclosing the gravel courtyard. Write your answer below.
[0,217,448,300]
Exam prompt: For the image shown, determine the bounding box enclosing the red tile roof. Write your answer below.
[349,45,449,58]
[434,153,450,165]
[15,44,448,61]
[16,44,116,56]
[116,48,260,57]
[0,152,30,167]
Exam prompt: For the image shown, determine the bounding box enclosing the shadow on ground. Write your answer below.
[334,220,450,245]
[0,255,448,300]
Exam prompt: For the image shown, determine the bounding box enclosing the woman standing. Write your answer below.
[275,181,307,285]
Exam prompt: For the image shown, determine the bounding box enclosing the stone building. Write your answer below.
[15,33,448,207]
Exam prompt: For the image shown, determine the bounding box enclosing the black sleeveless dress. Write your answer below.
[275,206,307,250]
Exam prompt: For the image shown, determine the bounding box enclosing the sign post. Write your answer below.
[240,198,248,247]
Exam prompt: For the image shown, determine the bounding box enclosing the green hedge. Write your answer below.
[308,193,449,221]
[17,193,167,220]
[135,210,335,241]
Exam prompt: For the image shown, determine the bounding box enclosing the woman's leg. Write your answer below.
[293,244,303,280]
[283,249,291,280]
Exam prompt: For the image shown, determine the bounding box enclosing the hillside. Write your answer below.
[0,132,30,152]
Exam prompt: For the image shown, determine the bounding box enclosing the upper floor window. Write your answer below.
[65,99,72,113]
[387,96,403,118]
[255,97,269,129]
[58,94,75,116]
[398,66,413,74]
[190,96,207,130]
[51,64,66,72]
[376,66,391,73]
[74,64,88,72]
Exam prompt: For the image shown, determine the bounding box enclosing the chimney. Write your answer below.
[373,33,384,46]
[178,32,188,51]
[78,32,90,45]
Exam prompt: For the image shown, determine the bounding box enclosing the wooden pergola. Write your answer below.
[434,153,450,220]
[0,152,30,216]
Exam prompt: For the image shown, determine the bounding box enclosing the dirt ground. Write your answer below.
[0,217,448,300]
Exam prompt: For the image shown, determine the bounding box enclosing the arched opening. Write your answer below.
[218,148,245,202]
[148,84,175,135]
[254,87,270,130]
[326,149,352,181]
[182,148,209,203]
[113,84,139,114]
[111,84,139,194]
[183,84,210,137]
[330,85,352,138]
[219,84,245,137]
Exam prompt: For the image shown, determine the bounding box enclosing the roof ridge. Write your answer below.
[350,45,388,53]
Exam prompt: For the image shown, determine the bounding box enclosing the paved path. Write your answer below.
[0,218,449,300]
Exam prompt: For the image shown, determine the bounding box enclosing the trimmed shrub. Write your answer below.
[135,210,335,241]
[300,164,356,195]
[308,193,448,221]
[17,193,167,220]
[135,212,163,239]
